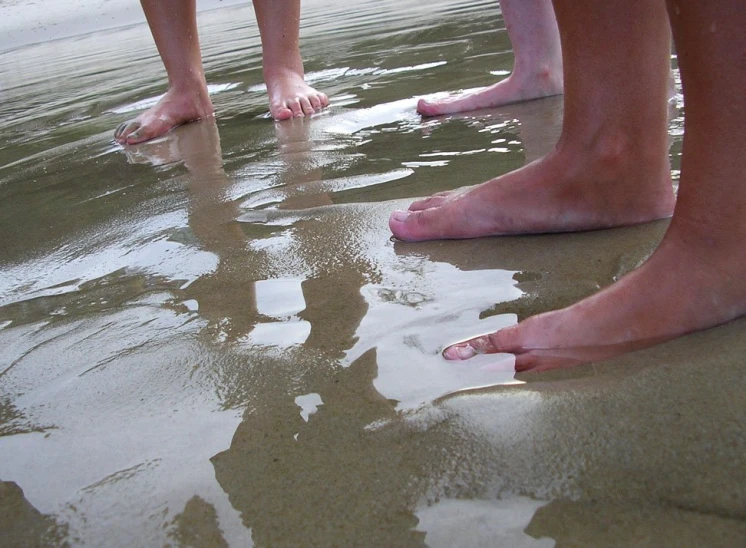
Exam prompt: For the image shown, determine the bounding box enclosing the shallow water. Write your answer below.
[1,0,744,546]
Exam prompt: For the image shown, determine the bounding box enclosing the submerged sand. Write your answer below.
[0,0,744,546]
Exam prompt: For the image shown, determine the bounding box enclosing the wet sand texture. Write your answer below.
[0,0,743,546]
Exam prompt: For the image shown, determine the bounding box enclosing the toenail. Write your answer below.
[443,344,476,360]
[391,210,411,222]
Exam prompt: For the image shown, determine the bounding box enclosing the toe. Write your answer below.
[288,99,304,118]
[299,96,315,116]
[417,98,436,116]
[442,334,499,361]
[115,120,139,143]
[270,99,294,120]
[114,121,127,140]
[124,122,163,145]
[442,325,525,361]
[124,128,149,145]
[389,206,460,241]
[389,209,432,241]
[273,105,294,121]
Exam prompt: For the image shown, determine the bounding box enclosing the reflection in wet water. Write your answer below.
[415,497,553,548]
[0,0,742,546]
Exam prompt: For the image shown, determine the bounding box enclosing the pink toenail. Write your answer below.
[391,210,410,222]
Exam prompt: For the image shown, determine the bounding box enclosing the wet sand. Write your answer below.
[0,0,744,546]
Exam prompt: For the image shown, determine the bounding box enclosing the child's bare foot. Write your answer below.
[265,69,329,120]
[114,85,214,145]
[389,131,675,241]
[417,67,563,117]
[443,219,746,371]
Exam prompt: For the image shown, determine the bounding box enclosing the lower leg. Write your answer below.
[444,0,746,371]
[392,0,674,241]
[418,0,563,116]
[114,0,213,145]
[253,0,329,119]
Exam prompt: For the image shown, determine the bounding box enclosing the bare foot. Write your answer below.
[265,69,329,120]
[389,135,675,242]
[418,67,563,117]
[443,220,746,371]
[114,85,214,145]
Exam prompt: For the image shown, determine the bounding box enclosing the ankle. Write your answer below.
[160,84,214,118]
[533,63,563,93]
[167,75,209,99]
[558,126,669,181]
[512,58,563,93]
[263,57,305,82]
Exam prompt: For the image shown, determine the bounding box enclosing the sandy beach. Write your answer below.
[1,0,744,546]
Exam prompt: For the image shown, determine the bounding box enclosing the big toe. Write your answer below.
[417,98,439,117]
[271,102,295,121]
[417,97,461,117]
[389,208,449,242]
[442,325,525,361]
[124,124,162,145]
[115,120,140,142]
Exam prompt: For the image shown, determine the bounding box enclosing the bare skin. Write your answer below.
[255,0,328,120]
[114,0,329,146]
[392,0,674,242]
[417,0,563,117]
[417,0,677,118]
[396,0,746,371]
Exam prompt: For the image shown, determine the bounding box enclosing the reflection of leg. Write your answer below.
[392,0,673,242]
[418,0,562,116]
[300,276,368,357]
[114,0,213,145]
[167,122,258,339]
[254,0,329,119]
[444,0,746,371]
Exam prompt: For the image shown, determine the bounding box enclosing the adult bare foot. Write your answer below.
[114,85,214,145]
[389,136,675,241]
[417,68,563,117]
[443,220,746,371]
[395,0,673,241]
[265,69,329,120]
[440,0,746,371]
[418,0,562,117]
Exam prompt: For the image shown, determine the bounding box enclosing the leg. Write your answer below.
[444,0,746,371]
[114,0,213,145]
[391,0,674,241]
[418,0,563,117]
[253,0,329,120]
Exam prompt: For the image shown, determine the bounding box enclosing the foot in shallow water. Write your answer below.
[388,132,676,242]
[114,85,214,145]
[442,224,746,371]
[265,69,329,120]
[417,68,564,117]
